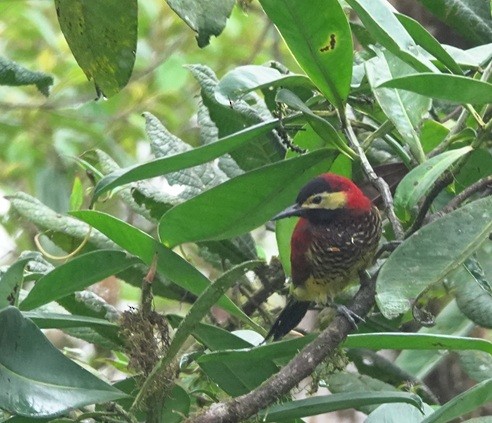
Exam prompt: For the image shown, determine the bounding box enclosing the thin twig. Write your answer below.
[185,273,377,423]
[342,114,405,239]
[428,175,492,222]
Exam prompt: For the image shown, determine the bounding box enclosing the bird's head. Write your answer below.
[272,173,372,223]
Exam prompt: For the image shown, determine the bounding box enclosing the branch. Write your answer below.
[342,114,405,239]
[428,175,492,222]
[185,275,377,423]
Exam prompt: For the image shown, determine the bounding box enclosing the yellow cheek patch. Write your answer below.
[304,191,347,210]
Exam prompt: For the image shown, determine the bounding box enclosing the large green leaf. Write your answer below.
[346,0,437,72]
[0,307,125,417]
[260,392,423,422]
[376,196,492,319]
[54,0,137,97]
[215,65,313,104]
[417,0,492,45]
[92,118,288,201]
[158,149,337,247]
[394,146,473,221]
[365,48,429,163]
[395,301,474,379]
[19,250,140,311]
[259,0,353,111]
[380,73,492,105]
[166,0,234,47]
[366,402,434,423]
[71,211,255,326]
[395,14,463,74]
[422,379,492,423]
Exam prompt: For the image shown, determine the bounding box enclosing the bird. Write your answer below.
[266,173,382,341]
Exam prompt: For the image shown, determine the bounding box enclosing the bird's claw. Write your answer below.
[329,303,365,329]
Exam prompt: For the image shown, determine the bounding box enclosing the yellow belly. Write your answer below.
[290,275,354,303]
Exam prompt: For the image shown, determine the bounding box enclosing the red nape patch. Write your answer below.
[321,173,371,212]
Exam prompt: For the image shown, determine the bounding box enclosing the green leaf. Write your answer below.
[454,257,492,328]
[275,88,355,158]
[395,301,474,379]
[7,192,116,251]
[19,250,139,311]
[325,372,398,414]
[69,176,84,211]
[159,149,337,247]
[143,261,263,397]
[365,49,429,163]
[188,64,285,171]
[366,402,434,423]
[376,196,492,319]
[344,333,492,354]
[393,146,473,221]
[422,379,492,423]
[22,311,118,330]
[161,384,190,423]
[260,392,423,422]
[71,210,255,326]
[0,57,53,96]
[380,74,492,105]
[216,65,314,104]
[0,257,31,308]
[346,0,437,72]
[395,13,463,74]
[417,0,492,46]
[460,350,492,383]
[259,0,353,111]
[166,0,235,47]
[0,307,125,417]
[92,118,286,202]
[54,0,137,97]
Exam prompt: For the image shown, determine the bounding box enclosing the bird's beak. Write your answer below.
[271,204,302,221]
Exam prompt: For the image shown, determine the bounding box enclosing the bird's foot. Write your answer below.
[328,302,365,329]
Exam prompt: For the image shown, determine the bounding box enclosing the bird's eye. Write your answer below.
[311,195,322,204]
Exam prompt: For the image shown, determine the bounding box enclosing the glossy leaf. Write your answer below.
[395,301,474,379]
[20,250,140,311]
[377,196,492,319]
[344,333,492,354]
[55,0,137,97]
[22,311,118,330]
[346,0,437,72]
[422,379,492,423]
[71,210,255,326]
[159,149,337,247]
[417,0,492,46]
[260,392,423,421]
[395,13,463,74]
[92,118,287,202]
[380,73,492,105]
[365,49,429,163]
[394,146,473,221]
[366,402,434,423]
[275,88,355,158]
[0,307,125,417]
[259,0,353,111]
[215,65,313,104]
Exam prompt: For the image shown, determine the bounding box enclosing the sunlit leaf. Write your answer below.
[159,149,337,246]
[259,0,353,111]
[55,0,137,97]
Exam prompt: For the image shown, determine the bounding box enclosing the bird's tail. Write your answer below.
[265,298,310,341]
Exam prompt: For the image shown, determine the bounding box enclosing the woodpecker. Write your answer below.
[266,173,382,341]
